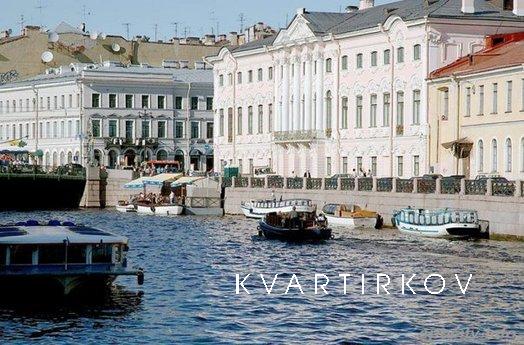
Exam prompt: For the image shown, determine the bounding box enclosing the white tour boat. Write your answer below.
[241,199,316,219]
[394,208,481,238]
[0,220,143,296]
[136,203,184,215]
[116,201,136,213]
[322,204,381,229]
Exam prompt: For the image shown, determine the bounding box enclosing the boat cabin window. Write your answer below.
[431,215,437,225]
[38,245,66,264]
[444,213,450,223]
[437,214,444,225]
[9,245,35,265]
[92,244,112,263]
[0,246,6,266]
[67,244,87,263]
[420,215,425,225]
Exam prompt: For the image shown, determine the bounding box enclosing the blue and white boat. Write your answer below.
[394,208,481,238]
[241,199,316,219]
[0,220,144,296]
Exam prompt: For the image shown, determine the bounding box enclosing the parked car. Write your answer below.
[475,175,514,195]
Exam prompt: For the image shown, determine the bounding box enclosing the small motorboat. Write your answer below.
[394,208,481,238]
[241,199,316,219]
[136,202,183,215]
[0,220,144,296]
[322,204,382,229]
[116,201,136,213]
[258,211,332,241]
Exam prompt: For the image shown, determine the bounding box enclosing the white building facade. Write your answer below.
[208,0,524,177]
[0,62,214,171]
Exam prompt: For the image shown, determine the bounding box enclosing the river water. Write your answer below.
[0,210,522,344]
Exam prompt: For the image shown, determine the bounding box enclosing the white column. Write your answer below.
[293,57,301,132]
[274,60,281,132]
[282,60,289,132]
[304,55,312,131]
[315,55,324,130]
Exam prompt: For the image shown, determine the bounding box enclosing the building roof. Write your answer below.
[229,0,523,54]
[54,21,85,35]
[429,32,524,78]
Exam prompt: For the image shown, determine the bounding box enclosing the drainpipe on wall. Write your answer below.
[424,18,431,174]
[379,24,395,177]
[333,36,342,174]
[186,82,191,173]
[451,74,461,175]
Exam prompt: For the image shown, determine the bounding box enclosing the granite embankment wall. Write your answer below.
[81,168,136,208]
[224,186,524,238]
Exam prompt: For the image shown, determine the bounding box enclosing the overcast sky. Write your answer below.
[3,0,394,40]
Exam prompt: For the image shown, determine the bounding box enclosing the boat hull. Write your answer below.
[136,204,183,215]
[241,204,316,219]
[325,214,377,229]
[259,221,332,241]
[396,220,481,238]
[116,204,136,213]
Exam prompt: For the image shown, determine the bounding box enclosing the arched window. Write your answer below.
[477,140,484,172]
[491,139,498,172]
[341,55,348,70]
[325,91,332,130]
[325,58,332,73]
[505,138,512,172]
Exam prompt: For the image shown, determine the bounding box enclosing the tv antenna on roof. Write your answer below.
[35,0,46,27]
[81,4,92,22]
[122,22,131,39]
[153,24,158,41]
[238,13,245,32]
[18,15,25,31]
[170,22,178,38]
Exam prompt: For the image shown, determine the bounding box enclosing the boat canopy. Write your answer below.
[124,173,182,189]
[171,176,204,187]
[0,224,128,244]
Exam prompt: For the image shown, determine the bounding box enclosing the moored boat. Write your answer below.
[136,202,183,215]
[322,204,382,229]
[116,201,136,213]
[394,208,481,238]
[258,211,332,241]
[0,220,144,296]
[241,199,316,219]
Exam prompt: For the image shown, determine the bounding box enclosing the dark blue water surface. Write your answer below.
[0,210,522,344]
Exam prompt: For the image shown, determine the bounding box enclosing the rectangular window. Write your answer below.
[268,104,273,133]
[237,72,242,84]
[356,96,363,128]
[206,97,213,110]
[370,94,377,127]
[206,122,213,139]
[341,97,348,129]
[91,119,101,137]
[397,156,404,177]
[413,155,420,176]
[109,94,117,108]
[141,120,150,138]
[219,74,224,86]
[257,105,263,134]
[371,51,377,67]
[60,95,65,109]
[141,95,149,108]
[341,55,348,70]
[47,97,51,109]
[357,156,363,174]
[268,67,273,80]
[108,119,118,137]
[219,109,224,136]
[228,73,233,86]
[397,91,404,126]
[158,95,165,109]
[325,58,332,73]
[257,68,263,82]
[157,121,166,138]
[384,49,391,65]
[397,47,404,63]
[237,107,243,135]
[506,80,512,112]
[0,101,2,113]
[191,97,199,110]
[91,93,100,108]
[175,96,183,110]
[492,83,498,113]
[326,157,332,176]
[371,156,377,176]
[191,121,199,139]
[125,94,133,108]
[342,157,348,174]
[412,90,420,124]
[248,106,253,134]
[68,94,72,108]
[125,120,134,139]
[53,96,57,109]
[227,108,233,143]
[356,53,363,69]
[175,121,184,138]
[413,44,421,61]
[465,87,471,117]
[248,70,253,83]
[478,85,484,115]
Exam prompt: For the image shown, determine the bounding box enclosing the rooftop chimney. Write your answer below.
[296,8,305,15]
[346,5,359,13]
[514,0,524,16]
[461,0,475,13]
[359,0,374,10]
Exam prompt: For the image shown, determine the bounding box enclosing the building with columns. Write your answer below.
[207,0,524,178]
[0,61,214,171]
